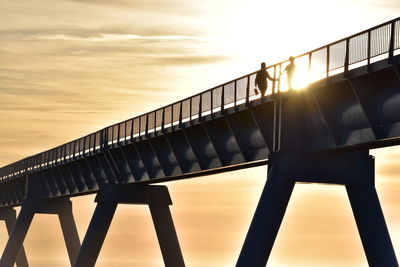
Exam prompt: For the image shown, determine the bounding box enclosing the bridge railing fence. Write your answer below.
[1,17,399,182]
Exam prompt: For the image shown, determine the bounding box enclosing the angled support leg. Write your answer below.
[0,202,34,267]
[0,198,81,267]
[73,201,117,267]
[57,201,81,265]
[149,202,185,266]
[237,159,295,267]
[237,151,398,267]
[74,184,185,267]
[346,155,398,266]
[0,207,29,267]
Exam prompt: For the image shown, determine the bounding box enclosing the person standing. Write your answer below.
[282,56,296,90]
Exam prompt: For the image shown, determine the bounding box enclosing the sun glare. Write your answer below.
[278,56,331,92]
[292,56,311,90]
[274,57,311,92]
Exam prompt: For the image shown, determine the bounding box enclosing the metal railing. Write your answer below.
[1,17,399,181]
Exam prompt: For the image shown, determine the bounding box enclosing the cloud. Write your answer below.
[152,55,231,65]
[371,0,400,11]
[32,33,209,42]
[377,163,400,177]
[64,0,202,14]
[0,26,206,42]
[0,26,213,59]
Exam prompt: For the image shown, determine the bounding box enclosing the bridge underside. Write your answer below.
[0,56,400,207]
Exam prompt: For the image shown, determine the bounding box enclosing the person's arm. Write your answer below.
[281,65,288,75]
[277,65,288,79]
[266,71,277,81]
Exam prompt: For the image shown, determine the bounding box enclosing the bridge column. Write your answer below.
[237,151,398,267]
[236,154,295,266]
[0,198,81,267]
[0,207,29,267]
[345,157,398,267]
[74,184,185,267]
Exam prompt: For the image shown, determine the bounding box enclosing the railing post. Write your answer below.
[63,144,67,162]
[118,121,127,142]
[161,108,165,133]
[245,76,250,106]
[344,38,350,76]
[111,130,114,146]
[308,53,312,83]
[326,45,330,78]
[117,124,120,146]
[272,66,276,95]
[84,137,88,156]
[27,156,32,173]
[109,128,114,147]
[47,150,51,167]
[80,138,84,156]
[72,141,77,160]
[211,89,214,115]
[92,133,96,153]
[277,64,282,93]
[99,131,103,151]
[103,129,107,149]
[48,150,52,167]
[199,94,203,121]
[388,21,396,64]
[138,116,141,138]
[367,30,371,71]
[154,113,156,133]
[189,98,192,123]
[179,102,183,128]
[171,105,173,127]
[45,151,49,168]
[123,122,127,143]
[234,81,237,109]
[145,114,149,137]
[88,135,92,155]
[130,119,134,141]
[221,85,225,114]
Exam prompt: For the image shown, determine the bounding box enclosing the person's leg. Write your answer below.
[261,87,266,99]
[287,75,293,90]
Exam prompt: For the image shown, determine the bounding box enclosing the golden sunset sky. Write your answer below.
[0,0,400,266]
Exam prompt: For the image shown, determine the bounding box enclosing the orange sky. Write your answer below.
[0,0,400,266]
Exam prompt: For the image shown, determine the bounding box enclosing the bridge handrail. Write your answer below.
[1,17,399,181]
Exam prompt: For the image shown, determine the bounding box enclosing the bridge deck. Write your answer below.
[0,18,400,207]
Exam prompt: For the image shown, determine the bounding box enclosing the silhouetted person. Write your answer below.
[281,56,296,90]
[254,62,276,98]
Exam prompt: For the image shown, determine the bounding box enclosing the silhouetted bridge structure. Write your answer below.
[1,18,400,267]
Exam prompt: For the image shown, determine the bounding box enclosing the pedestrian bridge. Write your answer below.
[0,17,400,267]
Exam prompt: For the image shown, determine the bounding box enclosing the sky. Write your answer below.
[0,0,400,266]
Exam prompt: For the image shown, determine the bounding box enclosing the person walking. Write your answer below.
[254,62,277,98]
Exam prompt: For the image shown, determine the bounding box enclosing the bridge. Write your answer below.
[0,17,400,266]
